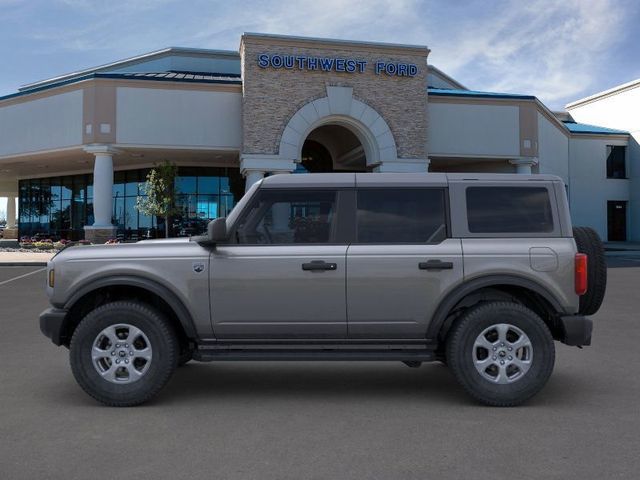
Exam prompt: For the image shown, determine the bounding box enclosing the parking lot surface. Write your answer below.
[1,260,639,479]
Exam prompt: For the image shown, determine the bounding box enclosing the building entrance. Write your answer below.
[607,200,627,241]
[299,124,367,173]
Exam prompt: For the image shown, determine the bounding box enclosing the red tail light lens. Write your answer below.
[575,253,588,296]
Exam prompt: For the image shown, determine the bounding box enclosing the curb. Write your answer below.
[0,262,48,267]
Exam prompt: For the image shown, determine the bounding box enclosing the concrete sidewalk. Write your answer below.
[0,251,55,266]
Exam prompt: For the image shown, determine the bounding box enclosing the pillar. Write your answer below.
[243,170,265,193]
[2,195,18,239]
[83,145,119,243]
[510,158,539,174]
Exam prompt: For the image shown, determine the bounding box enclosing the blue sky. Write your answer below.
[1,0,639,220]
[0,0,639,109]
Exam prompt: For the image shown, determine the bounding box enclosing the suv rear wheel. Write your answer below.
[70,301,178,407]
[446,301,555,406]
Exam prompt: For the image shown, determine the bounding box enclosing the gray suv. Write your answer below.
[40,173,606,407]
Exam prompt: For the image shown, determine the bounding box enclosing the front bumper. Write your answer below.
[559,315,593,346]
[39,307,68,346]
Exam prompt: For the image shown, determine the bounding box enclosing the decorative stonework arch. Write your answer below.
[278,86,398,167]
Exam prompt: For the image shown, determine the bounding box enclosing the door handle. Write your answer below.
[302,260,338,272]
[419,259,454,271]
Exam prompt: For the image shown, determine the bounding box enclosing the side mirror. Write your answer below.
[191,217,227,246]
[208,217,227,242]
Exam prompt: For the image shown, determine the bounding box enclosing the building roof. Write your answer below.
[562,121,629,135]
[19,47,240,92]
[428,87,535,100]
[0,71,241,103]
[566,78,640,109]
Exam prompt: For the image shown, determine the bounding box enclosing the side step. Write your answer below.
[193,346,436,362]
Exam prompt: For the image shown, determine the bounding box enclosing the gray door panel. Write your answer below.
[210,245,348,338]
[346,239,464,338]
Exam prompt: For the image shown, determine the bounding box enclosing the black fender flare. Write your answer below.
[62,275,198,338]
[426,274,566,341]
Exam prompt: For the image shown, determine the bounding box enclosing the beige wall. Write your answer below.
[427,102,520,157]
[0,90,83,157]
[116,87,242,148]
[240,35,429,160]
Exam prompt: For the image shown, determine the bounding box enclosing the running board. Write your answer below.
[193,347,436,362]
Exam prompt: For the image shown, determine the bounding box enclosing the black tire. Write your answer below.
[573,226,607,315]
[446,302,555,407]
[70,301,179,407]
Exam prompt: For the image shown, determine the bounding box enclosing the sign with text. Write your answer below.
[257,53,418,77]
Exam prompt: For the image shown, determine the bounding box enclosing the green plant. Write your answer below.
[136,161,179,238]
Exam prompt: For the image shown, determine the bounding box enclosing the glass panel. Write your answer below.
[236,190,337,244]
[113,197,125,230]
[175,176,197,194]
[113,171,125,198]
[124,196,138,235]
[466,187,553,233]
[196,195,218,220]
[125,171,139,196]
[60,199,71,231]
[356,189,447,243]
[61,177,73,200]
[198,176,219,195]
[220,176,230,195]
[606,146,626,179]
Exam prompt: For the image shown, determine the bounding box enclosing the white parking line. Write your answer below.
[0,268,46,287]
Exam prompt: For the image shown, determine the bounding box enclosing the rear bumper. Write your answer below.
[559,315,592,346]
[39,307,68,346]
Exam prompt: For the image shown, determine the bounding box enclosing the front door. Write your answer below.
[346,187,463,338]
[607,201,627,241]
[210,188,348,338]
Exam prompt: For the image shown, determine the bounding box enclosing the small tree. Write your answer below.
[136,161,179,238]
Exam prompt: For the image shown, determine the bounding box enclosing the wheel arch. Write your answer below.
[427,274,566,343]
[59,276,197,347]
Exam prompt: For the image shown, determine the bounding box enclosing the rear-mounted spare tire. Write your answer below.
[573,226,607,315]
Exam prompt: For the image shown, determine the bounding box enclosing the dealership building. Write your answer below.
[0,33,636,243]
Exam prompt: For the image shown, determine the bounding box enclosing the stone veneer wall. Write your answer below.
[241,36,429,160]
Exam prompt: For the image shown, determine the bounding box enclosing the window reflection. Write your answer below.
[18,167,241,241]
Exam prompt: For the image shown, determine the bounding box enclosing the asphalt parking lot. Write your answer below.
[1,259,639,479]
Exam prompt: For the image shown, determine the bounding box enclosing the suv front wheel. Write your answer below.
[446,301,555,407]
[70,301,179,406]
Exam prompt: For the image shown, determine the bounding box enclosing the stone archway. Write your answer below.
[278,86,398,169]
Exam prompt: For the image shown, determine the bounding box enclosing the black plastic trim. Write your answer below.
[559,315,592,346]
[62,275,198,338]
[426,274,567,340]
[39,307,68,346]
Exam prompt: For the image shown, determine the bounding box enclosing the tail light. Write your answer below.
[575,253,588,296]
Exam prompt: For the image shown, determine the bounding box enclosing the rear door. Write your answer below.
[346,184,463,338]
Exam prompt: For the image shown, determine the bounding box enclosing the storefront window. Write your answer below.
[18,166,242,241]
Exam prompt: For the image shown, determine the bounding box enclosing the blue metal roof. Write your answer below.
[428,87,536,100]
[0,72,242,102]
[562,121,628,135]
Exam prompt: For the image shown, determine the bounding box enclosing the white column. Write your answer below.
[243,170,265,192]
[83,145,119,243]
[510,157,539,174]
[6,195,16,229]
[92,152,115,226]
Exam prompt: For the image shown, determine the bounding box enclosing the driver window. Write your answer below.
[235,190,337,244]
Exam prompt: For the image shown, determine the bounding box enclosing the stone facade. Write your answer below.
[240,34,429,161]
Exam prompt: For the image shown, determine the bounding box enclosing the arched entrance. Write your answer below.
[300,124,367,173]
[277,86,400,173]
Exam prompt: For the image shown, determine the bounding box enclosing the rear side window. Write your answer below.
[466,187,553,233]
[356,188,447,243]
